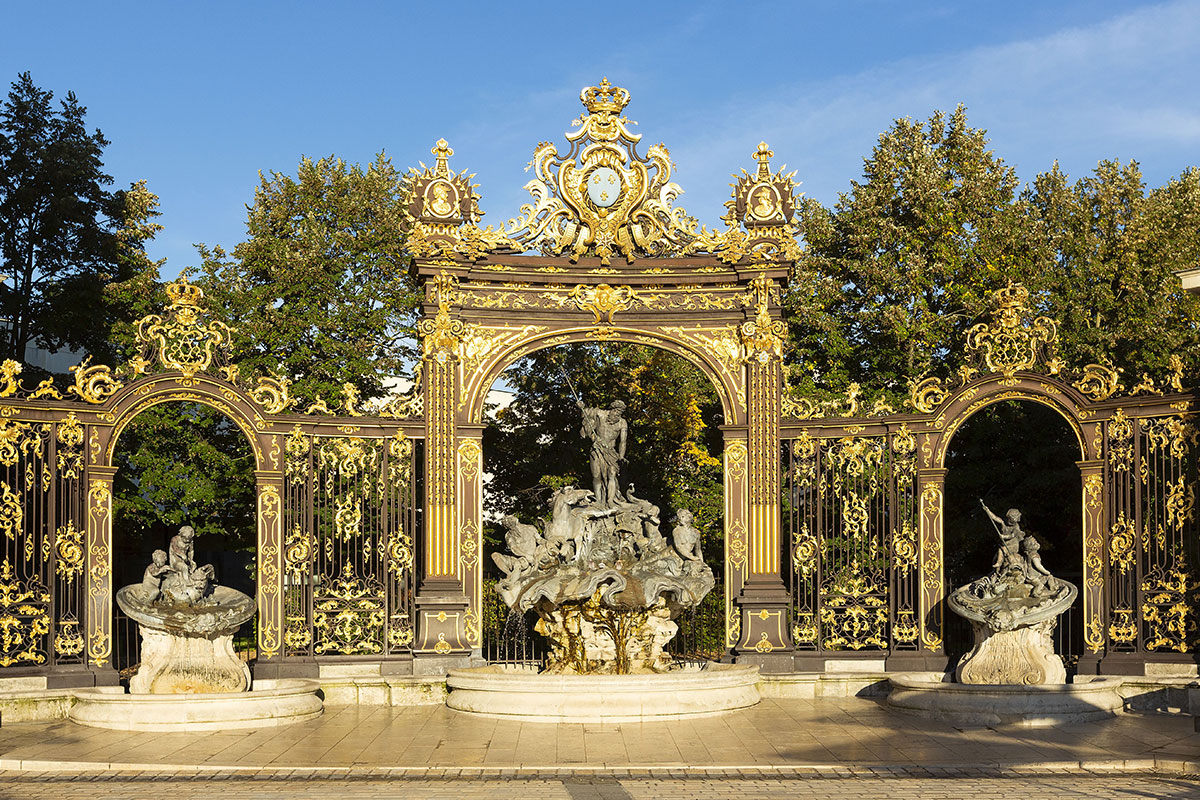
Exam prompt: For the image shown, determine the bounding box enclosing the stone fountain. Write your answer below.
[887,501,1123,727]
[446,399,759,721]
[69,526,322,731]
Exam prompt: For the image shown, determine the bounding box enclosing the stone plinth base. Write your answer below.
[887,672,1124,727]
[68,679,323,731]
[447,663,760,722]
[131,627,251,694]
[957,618,1065,685]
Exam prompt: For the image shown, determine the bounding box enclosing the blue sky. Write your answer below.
[4,1,1199,278]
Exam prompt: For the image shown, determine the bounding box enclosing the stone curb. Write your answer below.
[0,759,1197,778]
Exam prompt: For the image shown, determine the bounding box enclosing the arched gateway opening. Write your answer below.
[480,342,727,665]
[943,400,1084,671]
[111,401,257,682]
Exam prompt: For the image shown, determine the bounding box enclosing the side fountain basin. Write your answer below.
[68,678,323,732]
[886,671,1124,727]
[447,663,761,722]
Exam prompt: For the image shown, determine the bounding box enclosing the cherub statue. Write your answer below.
[168,525,199,582]
[1021,535,1054,596]
[979,500,1023,572]
[162,525,215,605]
[139,549,172,603]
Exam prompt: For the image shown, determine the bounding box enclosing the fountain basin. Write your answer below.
[68,678,323,732]
[447,663,760,722]
[886,671,1124,727]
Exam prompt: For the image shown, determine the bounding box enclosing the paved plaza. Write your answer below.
[0,771,1197,800]
[0,696,1196,797]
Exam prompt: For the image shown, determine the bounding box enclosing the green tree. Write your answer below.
[196,154,420,405]
[0,72,158,367]
[1019,161,1200,383]
[788,105,1025,399]
[483,344,725,571]
[112,402,257,590]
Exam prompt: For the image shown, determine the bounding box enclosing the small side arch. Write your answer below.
[102,374,268,470]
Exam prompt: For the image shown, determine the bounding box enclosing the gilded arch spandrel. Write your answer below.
[921,374,1094,470]
[456,325,747,428]
[99,374,271,471]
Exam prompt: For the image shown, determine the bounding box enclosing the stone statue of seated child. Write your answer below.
[139,549,172,603]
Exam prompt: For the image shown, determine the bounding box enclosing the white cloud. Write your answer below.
[651,0,1200,219]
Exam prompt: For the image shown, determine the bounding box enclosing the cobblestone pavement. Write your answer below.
[0,770,1196,800]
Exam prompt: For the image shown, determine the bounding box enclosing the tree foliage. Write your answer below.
[112,402,256,589]
[789,105,1200,398]
[789,105,1023,399]
[483,344,725,572]
[197,154,421,405]
[1018,161,1200,382]
[0,72,160,368]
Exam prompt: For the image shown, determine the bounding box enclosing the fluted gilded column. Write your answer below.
[413,273,472,669]
[733,275,793,670]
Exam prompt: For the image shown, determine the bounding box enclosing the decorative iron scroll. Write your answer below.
[785,425,919,651]
[0,416,86,669]
[1102,410,1200,654]
[283,430,420,657]
[898,283,1150,416]
[503,78,696,265]
[403,80,801,267]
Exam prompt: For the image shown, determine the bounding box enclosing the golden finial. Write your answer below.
[580,78,631,115]
[431,138,454,177]
[753,142,774,180]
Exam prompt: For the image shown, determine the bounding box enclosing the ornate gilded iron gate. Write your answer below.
[281,429,421,658]
[784,425,920,660]
[782,285,1199,671]
[0,413,87,670]
[0,278,424,685]
[1104,410,1199,661]
[0,79,1195,685]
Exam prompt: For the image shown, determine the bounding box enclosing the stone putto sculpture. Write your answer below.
[946,501,1078,685]
[116,525,255,694]
[493,401,715,674]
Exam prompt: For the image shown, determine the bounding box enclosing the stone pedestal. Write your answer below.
[957,617,1066,685]
[130,626,251,694]
[115,583,256,695]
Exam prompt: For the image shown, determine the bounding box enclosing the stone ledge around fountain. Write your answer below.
[67,678,323,732]
[447,663,761,722]
[886,671,1125,728]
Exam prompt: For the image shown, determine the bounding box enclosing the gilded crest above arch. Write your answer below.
[402,79,802,268]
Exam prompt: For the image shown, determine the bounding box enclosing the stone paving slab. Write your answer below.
[0,697,1194,778]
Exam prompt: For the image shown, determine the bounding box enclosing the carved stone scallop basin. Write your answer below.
[886,672,1124,728]
[69,679,323,732]
[446,663,761,723]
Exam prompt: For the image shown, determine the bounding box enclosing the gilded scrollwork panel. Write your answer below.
[85,477,113,668]
[257,482,282,660]
[918,481,944,652]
